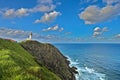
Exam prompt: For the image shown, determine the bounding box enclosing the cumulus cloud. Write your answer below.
[1,0,57,18]
[32,0,56,12]
[42,25,64,32]
[93,32,102,37]
[94,27,102,32]
[4,8,29,18]
[93,27,108,37]
[34,11,61,23]
[4,9,15,17]
[79,2,120,24]
[15,8,29,17]
[93,27,102,37]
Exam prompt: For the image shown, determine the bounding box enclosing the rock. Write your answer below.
[20,40,77,80]
[71,66,78,74]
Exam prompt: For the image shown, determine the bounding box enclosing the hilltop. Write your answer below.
[0,38,61,80]
[0,38,77,80]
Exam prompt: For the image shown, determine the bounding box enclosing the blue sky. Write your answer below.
[0,0,120,43]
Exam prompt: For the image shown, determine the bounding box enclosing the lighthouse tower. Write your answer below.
[29,32,32,40]
[27,32,32,40]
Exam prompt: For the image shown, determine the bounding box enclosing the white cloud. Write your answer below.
[42,25,63,32]
[34,11,61,23]
[43,25,58,31]
[32,5,55,12]
[93,31,102,37]
[4,9,15,17]
[93,27,108,37]
[94,27,102,32]
[3,8,29,18]
[93,27,102,37]
[32,0,56,12]
[79,2,120,24]
[15,8,28,17]
[1,0,58,18]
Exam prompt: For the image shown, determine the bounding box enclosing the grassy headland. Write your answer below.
[0,38,61,80]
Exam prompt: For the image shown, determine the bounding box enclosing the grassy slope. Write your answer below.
[0,39,61,80]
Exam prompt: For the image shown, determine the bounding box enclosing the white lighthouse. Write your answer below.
[27,32,32,40]
[29,32,32,40]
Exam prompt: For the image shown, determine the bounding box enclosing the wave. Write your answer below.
[66,56,106,80]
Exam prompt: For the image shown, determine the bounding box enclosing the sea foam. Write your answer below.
[66,56,106,80]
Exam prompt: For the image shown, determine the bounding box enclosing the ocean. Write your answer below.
[53,43,120,80]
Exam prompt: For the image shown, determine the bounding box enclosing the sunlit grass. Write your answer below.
[0,39,61,80]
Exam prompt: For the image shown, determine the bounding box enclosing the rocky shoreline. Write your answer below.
[20,40,78,80]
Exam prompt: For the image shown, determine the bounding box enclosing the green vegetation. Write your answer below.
[0,39,61,80]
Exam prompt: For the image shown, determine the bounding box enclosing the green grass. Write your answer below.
[0,39,61,80]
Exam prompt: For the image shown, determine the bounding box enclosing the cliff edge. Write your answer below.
[20,40,77,80]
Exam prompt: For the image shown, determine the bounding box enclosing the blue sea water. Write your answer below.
[53,43,120,80]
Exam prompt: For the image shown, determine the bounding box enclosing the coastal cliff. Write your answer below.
[0,38,77,80]
[0,38,61,80]
[20,40,77,80]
